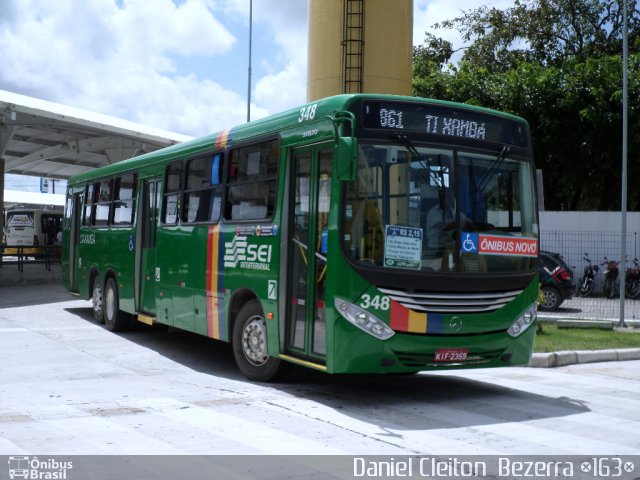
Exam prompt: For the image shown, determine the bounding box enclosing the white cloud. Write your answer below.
[253,59,306,117]
[0,0,510,140]
[0,0,243,136]
[414,0,514,61]
[219,0,308,114]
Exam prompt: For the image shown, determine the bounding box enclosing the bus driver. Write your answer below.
[426,187,468,250]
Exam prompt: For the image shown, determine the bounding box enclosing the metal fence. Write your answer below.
[540,230,640,322]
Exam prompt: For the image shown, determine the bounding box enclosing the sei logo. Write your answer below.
[224,235,273,271]
[246,244,272,263]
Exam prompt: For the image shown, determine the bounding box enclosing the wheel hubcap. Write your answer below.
[106,287,115,320]
[241,315,268,366]
[543,291,556,307]
[92,284,102,315]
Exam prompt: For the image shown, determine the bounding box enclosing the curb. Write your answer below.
[537,316,640,328]
[529,348,640,368]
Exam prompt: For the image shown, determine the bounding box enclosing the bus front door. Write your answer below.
[136,178,161,316]
[285,146,333,364]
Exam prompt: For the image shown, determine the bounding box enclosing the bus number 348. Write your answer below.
[359,294,390,311]
[298,104,317,123]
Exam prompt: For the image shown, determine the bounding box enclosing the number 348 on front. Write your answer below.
[359,294,390,311]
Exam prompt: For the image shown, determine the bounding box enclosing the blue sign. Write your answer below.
[460,232,479,254]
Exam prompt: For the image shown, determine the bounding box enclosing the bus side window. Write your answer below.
[162,162,183,225]
[94,179,113,226]
[113,174,137,226]
[83,183,96,226]
[210,152,223,222]
[224,140,278,221]
[182,152,223,224]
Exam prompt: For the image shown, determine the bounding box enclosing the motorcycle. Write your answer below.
[625,257,640,299]
[577,253,599,297]
[602,257,620,299]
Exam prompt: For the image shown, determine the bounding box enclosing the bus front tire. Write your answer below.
[104,277,129,332]
[92,275,105,324]
[232,299,287,382]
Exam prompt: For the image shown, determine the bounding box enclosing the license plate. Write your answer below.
[434,348,469,362]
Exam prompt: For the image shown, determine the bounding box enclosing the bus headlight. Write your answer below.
[508,304,537,337]
[335,298,395,340]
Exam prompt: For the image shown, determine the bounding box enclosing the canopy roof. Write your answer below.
[0,90,193,180]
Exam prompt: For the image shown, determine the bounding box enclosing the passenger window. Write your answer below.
[182,152,224,223]
[94,179,113,226]
[83,184,95,226]
[224,140,279,221]
[163,162,183,224]
[113,174,137,226]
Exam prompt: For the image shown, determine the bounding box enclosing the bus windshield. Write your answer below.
[342,142,538,273]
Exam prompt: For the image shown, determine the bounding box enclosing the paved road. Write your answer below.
[542,294,640,323]
[1,284,639,455]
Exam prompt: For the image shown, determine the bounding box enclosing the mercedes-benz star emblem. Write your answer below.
[449,316,463,331]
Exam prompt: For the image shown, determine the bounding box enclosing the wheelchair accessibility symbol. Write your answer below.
[461,232,478,253]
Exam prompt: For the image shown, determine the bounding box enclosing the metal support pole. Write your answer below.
[618,0,629,328]
[247,0,253,123]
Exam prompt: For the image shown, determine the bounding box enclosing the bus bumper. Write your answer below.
[331,321,536,374]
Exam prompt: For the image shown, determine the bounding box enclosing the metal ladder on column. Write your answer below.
[341,0,364,94]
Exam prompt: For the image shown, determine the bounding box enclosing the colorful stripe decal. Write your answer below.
[390,301,425,333]
[206,225,226,340]
[426,313,444,334]
[214,128,232,149]
[389,301,445,334]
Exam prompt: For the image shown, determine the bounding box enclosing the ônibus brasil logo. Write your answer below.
[8,456,73,480]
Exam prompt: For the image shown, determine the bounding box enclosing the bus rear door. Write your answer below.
[68,193,82,292]
[284,145,333,365]
[136,178,161,316]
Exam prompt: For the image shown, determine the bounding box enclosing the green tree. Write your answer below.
[413,0,640,210]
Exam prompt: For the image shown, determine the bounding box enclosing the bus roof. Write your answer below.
[67,94,528,186]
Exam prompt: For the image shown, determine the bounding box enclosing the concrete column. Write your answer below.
[0,156,4,256]
[307,0,413,101]
[0,122,11,250]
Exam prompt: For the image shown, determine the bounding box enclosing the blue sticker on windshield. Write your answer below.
[460,232,478,253]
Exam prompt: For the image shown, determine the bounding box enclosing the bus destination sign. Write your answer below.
[362,101,528,147]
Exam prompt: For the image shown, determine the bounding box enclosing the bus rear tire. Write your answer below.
[92,274,105,324]
[104,277,129,332]
[232,299,287,382]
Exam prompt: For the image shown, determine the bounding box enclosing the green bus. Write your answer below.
[62,94,539,382]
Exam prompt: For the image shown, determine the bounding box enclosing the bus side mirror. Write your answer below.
[336,136,357,181]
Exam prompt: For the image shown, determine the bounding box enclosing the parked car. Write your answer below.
[539,250,576,311]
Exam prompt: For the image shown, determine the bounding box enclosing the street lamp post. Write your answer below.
[618,0,629,328]
[247,0,253,123]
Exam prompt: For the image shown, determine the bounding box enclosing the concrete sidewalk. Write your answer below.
[0,259,61,287]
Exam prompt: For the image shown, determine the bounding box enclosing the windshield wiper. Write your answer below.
[476,144,511,192]
[392,133,441,186]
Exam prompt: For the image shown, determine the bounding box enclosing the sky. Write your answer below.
[1,0,509,192]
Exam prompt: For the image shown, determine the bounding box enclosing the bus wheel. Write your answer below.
[104,277,129,332]
[92,275,105,324]
[232,299,286,382]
